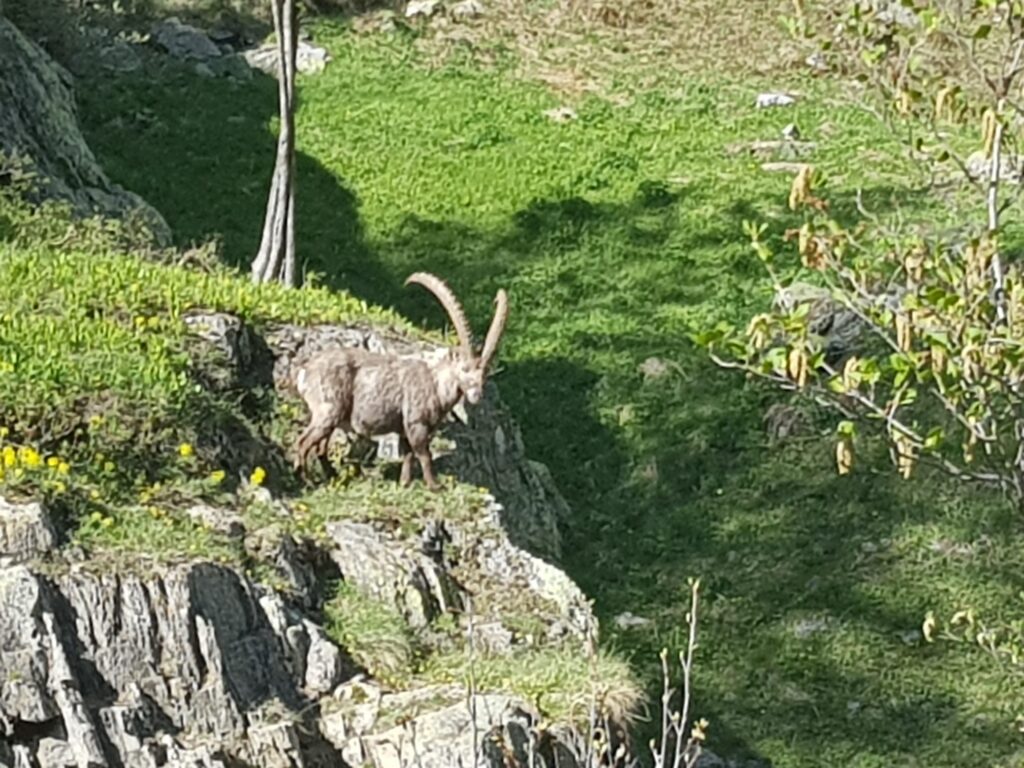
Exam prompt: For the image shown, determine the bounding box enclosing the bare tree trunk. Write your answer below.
[251,0,299,287]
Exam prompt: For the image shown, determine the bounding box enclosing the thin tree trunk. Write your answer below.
[252,0,299,286]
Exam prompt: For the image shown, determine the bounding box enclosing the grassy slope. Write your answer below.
[72,20,1024,767]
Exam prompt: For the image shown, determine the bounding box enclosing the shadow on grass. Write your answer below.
[75,58,1024,765]
[75,56,404,304]
[363,190,1022,763]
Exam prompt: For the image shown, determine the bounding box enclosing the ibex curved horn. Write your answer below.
[405,272,473,356]
[480,289,508,371]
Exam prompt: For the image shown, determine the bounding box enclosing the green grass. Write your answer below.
[325,580,418,686]
[417,643,642,725]
[61,17,1024,767]
[294,474,493,532]
[324,576,643,726]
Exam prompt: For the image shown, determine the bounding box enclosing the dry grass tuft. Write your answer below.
[388,0,801,96]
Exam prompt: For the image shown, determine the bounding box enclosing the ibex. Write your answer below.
[291,272,509,491]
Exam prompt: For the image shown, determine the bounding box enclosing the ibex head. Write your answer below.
[405,272,509,404]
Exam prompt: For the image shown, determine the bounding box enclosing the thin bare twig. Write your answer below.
[987,115,1007,325]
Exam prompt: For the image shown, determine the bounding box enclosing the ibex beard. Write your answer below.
[292,272,509,491]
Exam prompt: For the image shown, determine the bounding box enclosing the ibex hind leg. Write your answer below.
[313,435,338,480]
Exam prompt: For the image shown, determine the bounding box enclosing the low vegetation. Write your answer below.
[0,175,409,507]
[325,580,418,686]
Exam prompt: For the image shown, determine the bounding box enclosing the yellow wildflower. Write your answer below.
[3,446,15,467]
[103,461,115,473]
[47,456,59,468]
[53,481,67,493]
[57,462,70,475]
[101,516,114,528]
[250,466,267,486]
[19,447,41,468]
[0,427,8,437]
[209,470,226,484]
[89,489,100,500]
[178,443,194,458]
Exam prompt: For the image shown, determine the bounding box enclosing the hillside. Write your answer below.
[4,1,1024,767]
[0,10,642,767]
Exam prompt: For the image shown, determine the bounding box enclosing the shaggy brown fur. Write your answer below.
[292,272,509,490]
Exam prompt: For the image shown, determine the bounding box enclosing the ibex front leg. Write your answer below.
[405,423,440,491]
[399,436,415,487]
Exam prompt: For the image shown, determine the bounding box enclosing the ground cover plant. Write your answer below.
[58,4,1024,766]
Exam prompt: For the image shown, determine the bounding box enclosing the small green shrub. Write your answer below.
[325,581,417,686]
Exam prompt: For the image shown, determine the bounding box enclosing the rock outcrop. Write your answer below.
[0,11,619,768]
[0,486,594,767]
[0,16,171,244]
[0,310,601,767]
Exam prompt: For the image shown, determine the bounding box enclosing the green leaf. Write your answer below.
[890,353,910,373]
[924,427,944,450]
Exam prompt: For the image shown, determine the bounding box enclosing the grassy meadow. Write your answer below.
[54,7,1024,766]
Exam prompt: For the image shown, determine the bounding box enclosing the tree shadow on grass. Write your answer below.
[75,56,403,303]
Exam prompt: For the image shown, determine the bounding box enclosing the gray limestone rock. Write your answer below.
[242,41,330,77]
[326,520,462,627]
[0,561,344,766]
[322,682,564,768]
[150,17,222,61]
[0,17,171,244]
[0,499,58,565]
